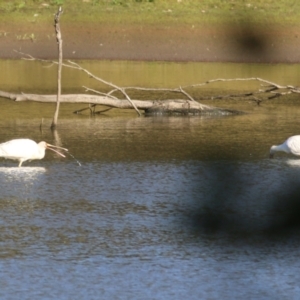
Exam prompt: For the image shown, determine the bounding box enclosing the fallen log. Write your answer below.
[0,90,242,116]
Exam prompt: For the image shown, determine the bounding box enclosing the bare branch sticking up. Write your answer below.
[51,6,63,130]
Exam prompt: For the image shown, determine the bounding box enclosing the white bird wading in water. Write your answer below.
[0,139,68,167]
[270,135,300,158]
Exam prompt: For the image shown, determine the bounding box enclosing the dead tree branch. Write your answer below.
[66,60,142,116]
[185,77,300,100]
[51,6,63,129]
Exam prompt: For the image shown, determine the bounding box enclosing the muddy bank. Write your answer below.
[1,21,300,62]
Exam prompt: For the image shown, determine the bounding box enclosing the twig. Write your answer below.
[83,86,119,100]
[184,77,287,89]
[179,86,196,102]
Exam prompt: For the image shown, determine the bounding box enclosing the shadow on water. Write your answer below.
[184,157,300,244]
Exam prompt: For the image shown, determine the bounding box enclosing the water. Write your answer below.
[1,60,300,299]
[1,60,300,93]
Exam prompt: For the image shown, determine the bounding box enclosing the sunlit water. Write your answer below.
[1,60,300,299]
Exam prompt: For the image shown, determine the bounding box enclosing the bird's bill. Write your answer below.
[46,143,68,152]
[46,143,68,158]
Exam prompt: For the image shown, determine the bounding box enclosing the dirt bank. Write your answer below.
[1,21,300,62]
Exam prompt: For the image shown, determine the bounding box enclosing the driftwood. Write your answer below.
[0,73,299,116]
[0,90,237,115]
[189,77,300,100]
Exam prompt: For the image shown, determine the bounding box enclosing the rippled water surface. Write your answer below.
[1,60,300,299]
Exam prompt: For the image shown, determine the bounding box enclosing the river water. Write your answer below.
[1,60,300,299]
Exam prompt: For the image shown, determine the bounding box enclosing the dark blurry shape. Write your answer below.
[224,12,274,62]
[234,23,267,55]
[262,180,300,239]
[183,162,300,243]
[187,163,245,235]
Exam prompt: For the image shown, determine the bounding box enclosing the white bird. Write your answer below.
[270,135,300,158]
[0,139,68,167]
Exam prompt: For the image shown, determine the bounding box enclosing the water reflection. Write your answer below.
[0,166,46,174]
[286,158,300,168]
[1,60,300,93]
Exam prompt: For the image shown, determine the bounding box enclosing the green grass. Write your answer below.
[0,0,300,25]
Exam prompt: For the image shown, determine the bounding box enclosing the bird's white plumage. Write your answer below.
[0,138,67,167]
[285,135,300,155]
[270,135,300,158]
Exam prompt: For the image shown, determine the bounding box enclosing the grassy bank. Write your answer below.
[1,0,300,26]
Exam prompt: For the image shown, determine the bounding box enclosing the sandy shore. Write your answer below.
[1,21,300,62]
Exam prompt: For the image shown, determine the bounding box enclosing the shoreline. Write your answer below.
[1,22,300,63]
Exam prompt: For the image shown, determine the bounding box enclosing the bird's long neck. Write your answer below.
[270,143,290,154]
[37,148,46,159]
[35,143,47,159]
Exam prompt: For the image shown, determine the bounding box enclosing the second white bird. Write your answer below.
[270,135,300,158]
